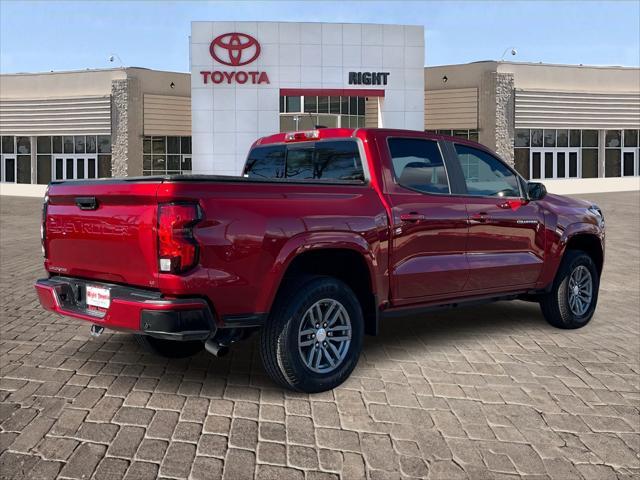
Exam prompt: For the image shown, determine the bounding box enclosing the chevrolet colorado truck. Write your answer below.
[35,128,605,392]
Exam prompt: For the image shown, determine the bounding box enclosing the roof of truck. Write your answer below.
[252,127,492,154]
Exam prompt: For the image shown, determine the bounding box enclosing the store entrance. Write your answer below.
[530,148,581,179]
[53,155,98,180]
[279,94,368,132]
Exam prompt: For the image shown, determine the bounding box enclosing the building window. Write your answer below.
[515,128,602,180]
[33,135,111,184]
[279,96,365,131]
[605,129,639,177]
[1,136,31,184]
[143,136,192,176]
[425,129,479,142]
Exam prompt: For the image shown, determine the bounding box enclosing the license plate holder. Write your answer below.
[86,285,111,309]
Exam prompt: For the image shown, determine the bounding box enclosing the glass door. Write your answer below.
[1,155,17,183]
[530,149,580,179]
[53,156,97,180]
[622,148,638,176]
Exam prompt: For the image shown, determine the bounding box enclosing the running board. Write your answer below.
[380,293,523,320]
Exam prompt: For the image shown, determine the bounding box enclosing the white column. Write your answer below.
[30,136,37,184]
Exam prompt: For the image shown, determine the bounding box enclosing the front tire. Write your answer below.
[135,335,204,358]
[540,250,599,329]
[260,276,364,393]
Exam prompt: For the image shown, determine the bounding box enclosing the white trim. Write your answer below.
[621,148,639,177]
[53,154,98,180]
[1,155,17,183]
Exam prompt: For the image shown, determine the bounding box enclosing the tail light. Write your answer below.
[158,203,201,274]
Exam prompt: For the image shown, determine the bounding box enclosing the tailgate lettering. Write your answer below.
[48,220,134,237]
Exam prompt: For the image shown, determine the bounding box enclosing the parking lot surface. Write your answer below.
[1,191,638,480]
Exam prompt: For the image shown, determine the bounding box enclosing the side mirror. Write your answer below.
[527,182,547,201]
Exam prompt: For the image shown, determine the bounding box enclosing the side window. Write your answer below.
[388,138,449,194]
[286,140,364,182]
[243,146,285,178]
[454,144,521,197]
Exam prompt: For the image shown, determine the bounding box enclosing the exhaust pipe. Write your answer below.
[90,324,104,337]
[205,339,229,357]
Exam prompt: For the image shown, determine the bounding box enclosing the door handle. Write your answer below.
[75,196,98,210]
[400,212,425,223]
[470,212,488,223]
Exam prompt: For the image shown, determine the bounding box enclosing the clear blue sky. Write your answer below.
[1,1,639,74]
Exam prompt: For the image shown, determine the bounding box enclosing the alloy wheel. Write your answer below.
[568,265,593,316]
[297,298,352,374]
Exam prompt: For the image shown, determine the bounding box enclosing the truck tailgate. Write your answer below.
[45,181,162,289]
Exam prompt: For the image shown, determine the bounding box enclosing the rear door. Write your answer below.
[450,143,545,292]
[45,180,162,288]
[382,135,469,305]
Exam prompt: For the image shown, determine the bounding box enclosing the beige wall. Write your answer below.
[424,62,496,90]
[0,96,112,136]
[424,63,497,147]
[364,97,378,128]
[425,61,640,97]
[119,69,190,176]
[424,88,478,129]
[0,69,126,100]
[127,68,190,97]
[498,62,640,93]
[143,95,191,136]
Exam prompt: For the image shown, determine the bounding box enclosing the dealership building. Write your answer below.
[1,21,639,195]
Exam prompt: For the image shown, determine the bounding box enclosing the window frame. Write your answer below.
[51,154,98,180]
[528,148,582,180]
[448,141,525,199]
[142,135,192,176]
[385,136,452,196]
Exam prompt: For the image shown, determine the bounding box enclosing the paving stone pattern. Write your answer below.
[1,192,639,479]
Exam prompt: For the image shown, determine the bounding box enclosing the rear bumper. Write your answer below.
[35,277,216,341]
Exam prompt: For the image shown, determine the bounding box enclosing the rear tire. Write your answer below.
[260,276,364,393]
[540,250,599,329]
[134,335,204,358]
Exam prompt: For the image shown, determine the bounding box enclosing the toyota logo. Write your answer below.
[209,33,261,66]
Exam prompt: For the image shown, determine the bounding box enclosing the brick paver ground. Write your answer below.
[1,192,638,480]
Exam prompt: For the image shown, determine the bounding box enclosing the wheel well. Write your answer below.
[281,249,378,335]
[566,234,603,274]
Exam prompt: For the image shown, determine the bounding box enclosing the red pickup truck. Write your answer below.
[35,128,605,392]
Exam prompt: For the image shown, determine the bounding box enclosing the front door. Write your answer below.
[622,148,638,176]
[53,155,97,180]
[383,136,469,305]
[453,143,546,292]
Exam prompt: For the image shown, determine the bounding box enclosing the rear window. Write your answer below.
[244,140,364,183]
[244,145,285,179]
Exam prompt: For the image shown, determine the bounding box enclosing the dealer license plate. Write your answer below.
[86,285,111,309]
